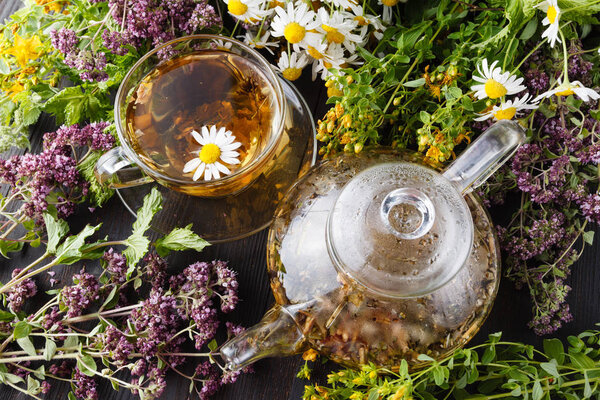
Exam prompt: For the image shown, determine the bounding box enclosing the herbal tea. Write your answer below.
[125,50,277,182]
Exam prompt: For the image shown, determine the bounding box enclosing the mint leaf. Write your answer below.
[0,239,24,258]
[78,151,114,206]
[43,213,70,254]
[43,86,110,125]
[0,310,15,322]
[0,125,29,152]
[123,187,162,268]
[55,224,102,265]
[155,224,210,257]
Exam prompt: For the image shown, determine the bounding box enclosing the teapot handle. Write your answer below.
[442,120,526,194]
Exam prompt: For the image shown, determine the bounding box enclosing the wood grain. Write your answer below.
[0,1,599,399]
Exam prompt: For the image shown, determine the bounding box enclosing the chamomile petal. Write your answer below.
[185,126,243,181]
[471,58,526,100]
[536,0,561,48]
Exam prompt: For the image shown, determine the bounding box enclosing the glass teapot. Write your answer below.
[220,120,525,370]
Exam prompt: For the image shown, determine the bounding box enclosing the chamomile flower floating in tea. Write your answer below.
[535,78,600,102]
[474,93,538,121]
[536,0,561,48]
[241,31,278,55]
[471,59,526,100]
[183,126,242,181]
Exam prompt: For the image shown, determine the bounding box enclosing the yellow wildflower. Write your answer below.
[6,81,25,100]
[302,349,319,362]
[34,0,69,13]
[4,33,44,67]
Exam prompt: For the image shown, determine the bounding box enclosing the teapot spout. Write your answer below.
[219,304,307,371]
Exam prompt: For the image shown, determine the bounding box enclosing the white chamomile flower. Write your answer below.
[223,0,267,23]
[322,0,358,10]
[474,93,539,121]
[211,39,233,51]
[349,5,385,40]
[240,31,278,54]
[471,59,526,100]
[317,9,365,52]
[271,2,321,52]
[183,126,242,181]
[535,78,600,102]
[311,44,359,81]
[277,51,309,81]
[378,0,406,24]
[535,0,561,48]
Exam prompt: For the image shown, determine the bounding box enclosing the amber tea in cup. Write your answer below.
[96,35,287,197]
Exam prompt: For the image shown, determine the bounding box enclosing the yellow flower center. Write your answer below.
[199,143,221,164]
[228,0,248,16]
[494,107,516,120]
[307,45,324,60]
[284,22,306,44]
[484,79,507,99]
[547,6,558,24]
[282,67,302,81]
[323,60,333,69]
[555,87,575,96]
[354,16,368,26]
[381,0,399,6]
[322,25,345,44]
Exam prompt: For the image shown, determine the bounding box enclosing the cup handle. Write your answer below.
[94,147,153,189]
[442,120,526,194]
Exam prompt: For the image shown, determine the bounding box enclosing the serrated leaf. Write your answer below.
[123,187,162,267]
[43,213,69,254]
[154,224,210,257]
[17,337,36,357]
[43,86,110,125]
[0,239,24,258]
[13,321,32,339]
[0,125,29,153]
[55,224,101,265]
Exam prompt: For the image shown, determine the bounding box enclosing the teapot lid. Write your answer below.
[326,162,474,298]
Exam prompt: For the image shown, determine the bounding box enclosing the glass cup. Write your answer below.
[95,34,289,198]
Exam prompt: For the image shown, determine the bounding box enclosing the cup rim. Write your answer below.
[114,34,287,186]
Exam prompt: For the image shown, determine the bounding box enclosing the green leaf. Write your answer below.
[532,381,543,400]
[27,375,40,394]
[0,125,29,153]
[100,286,119,310]
[78,150,114,206]
[63,335,79,349]
[570,352,595,369]
[540,361,559,378]
[0,239,24,258]
[43,86,110,125]
[55,224,101,265]
[519,18,538,40]
[17,337,37,357]
[207,339,218,352]
[68,392,77,400]
[543,338,565,365]
[403,78,426,88]
[0,310,15,322]
[482,346,496,364]
[0,372,24,384]
[582,231,594,246]
[154,224,210,257]
[43,213,70,254]
[417,354,435,362]
[123,187,163,267]
[419,111,431,124]
[44,338,57,361]
[13,321,32,339]
[77,354,98,377]
[584,372,592,398]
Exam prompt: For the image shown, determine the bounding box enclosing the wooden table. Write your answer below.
[1,1,599,399]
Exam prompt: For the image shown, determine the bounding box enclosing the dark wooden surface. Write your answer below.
[1,1,600,399]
